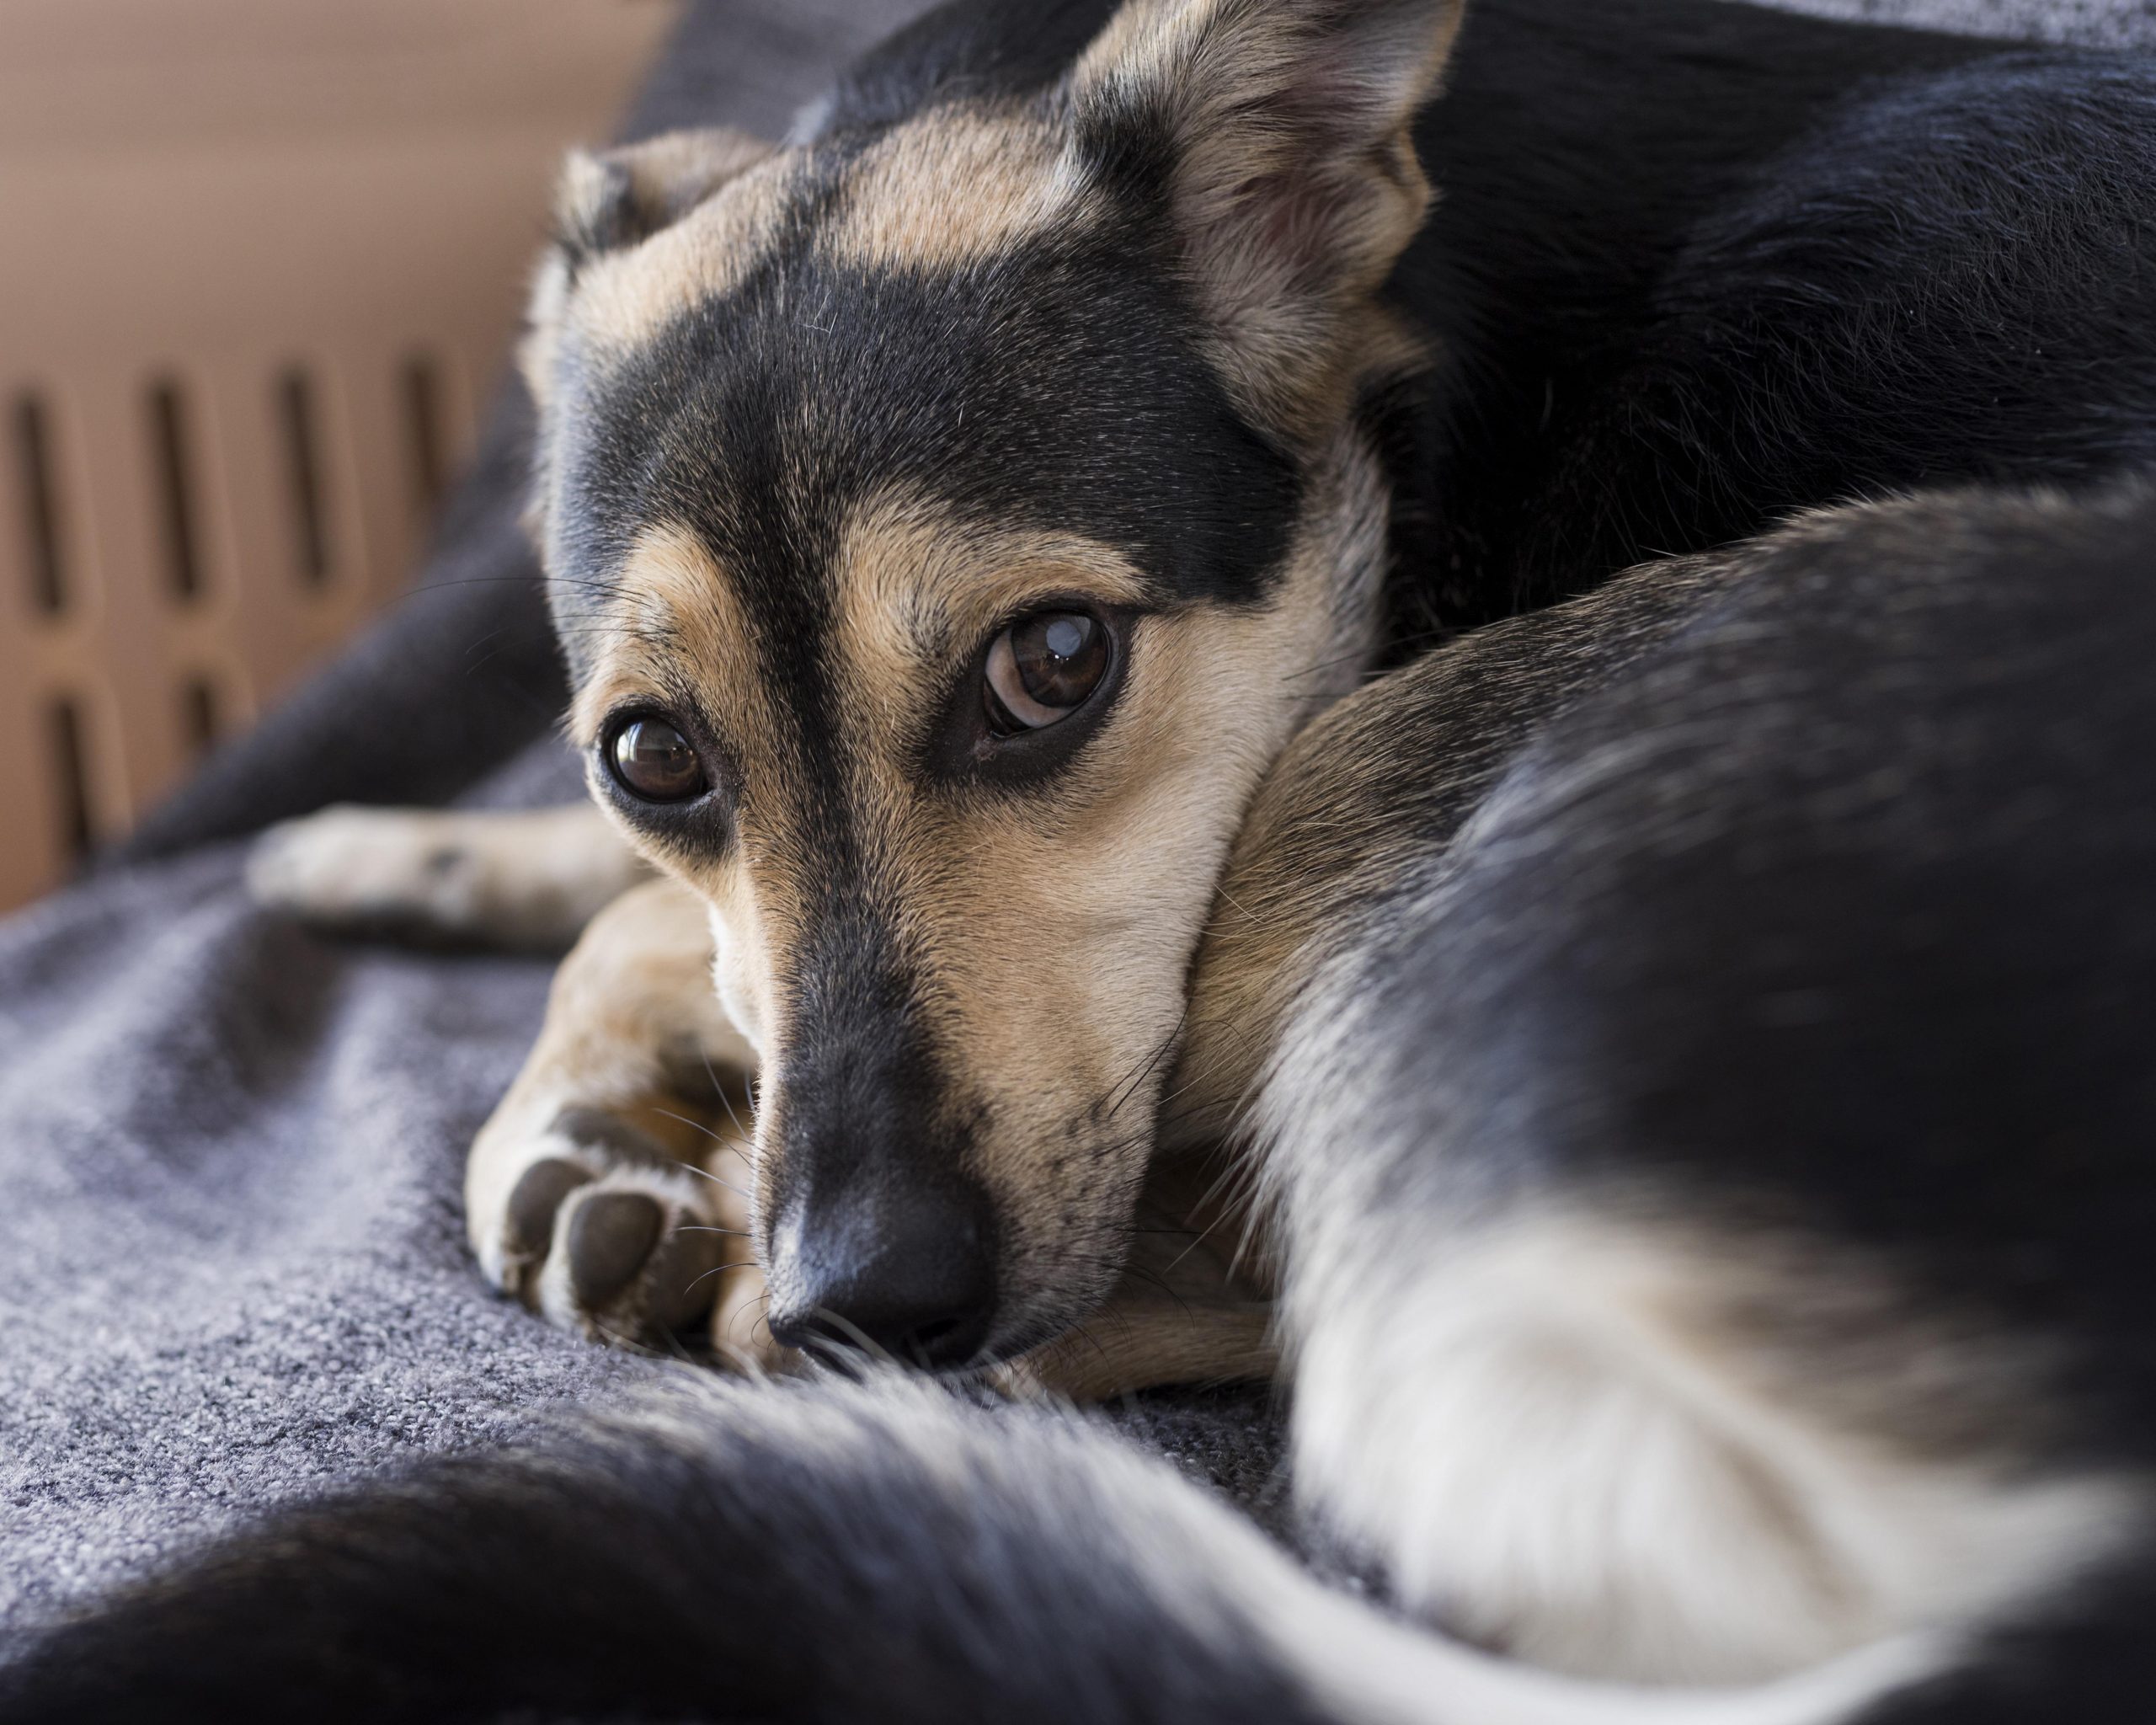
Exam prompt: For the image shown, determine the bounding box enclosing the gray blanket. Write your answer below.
[0,0,2140,1644]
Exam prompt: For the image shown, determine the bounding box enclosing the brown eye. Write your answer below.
[984,610,1110,734]
[607,714,707,802]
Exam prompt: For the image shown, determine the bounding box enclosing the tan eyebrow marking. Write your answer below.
[568,521,765,750]
[821,104,1101,275]
[826,489,1152,736]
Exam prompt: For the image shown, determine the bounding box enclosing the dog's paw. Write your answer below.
[248,805,515,939]
[247,804,643,948]
[477,1105,783,1368]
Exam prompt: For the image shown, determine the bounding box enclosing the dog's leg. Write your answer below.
[997,1154,1279,1400]
[466,874,783,1367]
[998,1300,1275,1402]
[248,802,648,949]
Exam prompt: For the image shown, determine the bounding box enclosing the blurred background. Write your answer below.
[0,0,682,914]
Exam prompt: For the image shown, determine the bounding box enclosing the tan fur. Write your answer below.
[526,104,1083,411]
[1282,1194,2137,1685]
[237,19,2149,1671]
[558,128,780,245]
[1139,510,2149,1682]
[828,491,1155,696]
[441,867,1273,1392]
[459,877,769,1354]
[1168,550,1742,1146]
[272,0,1438,1381]
[564,523,798,1062]
[545,406,1387,1351]
[565,521,771,753]
[998,1304,1277,1401]
[520,5,1458,447]
[825,106,1098,275]
[1070,0,1463,435]
[248,802,649,950]
[563,163,791,360]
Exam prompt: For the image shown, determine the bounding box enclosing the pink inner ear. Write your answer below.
[1250,13,1443,252]
[1251,167,1349,264]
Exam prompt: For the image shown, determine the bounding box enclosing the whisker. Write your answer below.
[1103,1003,1187,1123]
[645,1108,758,1197]
[650,1105,725,1143]
[699,1049,758,1165]
[668,1158,753,1200]
[685,1260,760,1292]
[803,1306,899,1370]
[589,1316,670,1362]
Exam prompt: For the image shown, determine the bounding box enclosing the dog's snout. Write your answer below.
[766,1179,995,1369]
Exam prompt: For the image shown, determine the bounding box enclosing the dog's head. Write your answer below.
[525,0,1464,1365]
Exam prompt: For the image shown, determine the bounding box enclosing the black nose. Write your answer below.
[765,1179,996,1369]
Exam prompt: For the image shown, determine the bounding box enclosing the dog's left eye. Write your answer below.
[984,611,1110,734]
[606,713,708,803]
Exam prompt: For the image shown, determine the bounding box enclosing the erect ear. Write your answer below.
[552,126,777,264]
[1070,0,1464,428]
[520,126,775,409]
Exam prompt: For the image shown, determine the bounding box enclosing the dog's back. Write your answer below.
[1391,0,2156,627]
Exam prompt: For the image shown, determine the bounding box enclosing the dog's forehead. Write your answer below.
[544,131,1299,683]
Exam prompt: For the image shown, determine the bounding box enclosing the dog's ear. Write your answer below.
[1070,0,1464,425]
[521,127,775,410]
[552,127,777,264]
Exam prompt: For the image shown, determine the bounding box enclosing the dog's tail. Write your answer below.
[0,1372,1941,1725]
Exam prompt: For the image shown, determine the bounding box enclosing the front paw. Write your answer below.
[247,804,642,948]
[477,1105,784,1369]
[248,806,488,935]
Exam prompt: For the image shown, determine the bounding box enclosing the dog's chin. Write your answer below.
[976,1256,1134,1369]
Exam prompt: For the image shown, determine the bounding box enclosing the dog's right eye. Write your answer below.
[983,611,1112,735]
[606,714,708,803]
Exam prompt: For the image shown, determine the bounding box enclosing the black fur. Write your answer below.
[1264,479,2156,1723]
[1413,492,2156,1405]
[1334,480,2156,1439]
[558,216,1305,1285]
[0,1375,1336,1725]
[814,0,1118,129]
[630,0,2156,648]
[1396,2,2156,637]
[549,19,1307,1273]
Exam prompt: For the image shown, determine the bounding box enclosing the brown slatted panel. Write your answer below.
[0,1,682,911]
[1,382,78,903]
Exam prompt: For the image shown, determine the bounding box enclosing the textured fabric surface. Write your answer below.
[0,0,2143,1642]
[1761,0,2156,47]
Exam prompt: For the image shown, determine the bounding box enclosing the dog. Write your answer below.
[10,0,2156,1718]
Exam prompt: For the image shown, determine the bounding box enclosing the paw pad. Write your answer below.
[494,1110,739,1349]
[567,1190,665,1307]
[506,1157,594,1258]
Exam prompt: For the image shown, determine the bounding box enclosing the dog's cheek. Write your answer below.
[706,901,774,1058]
[937,782,1255,1269]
